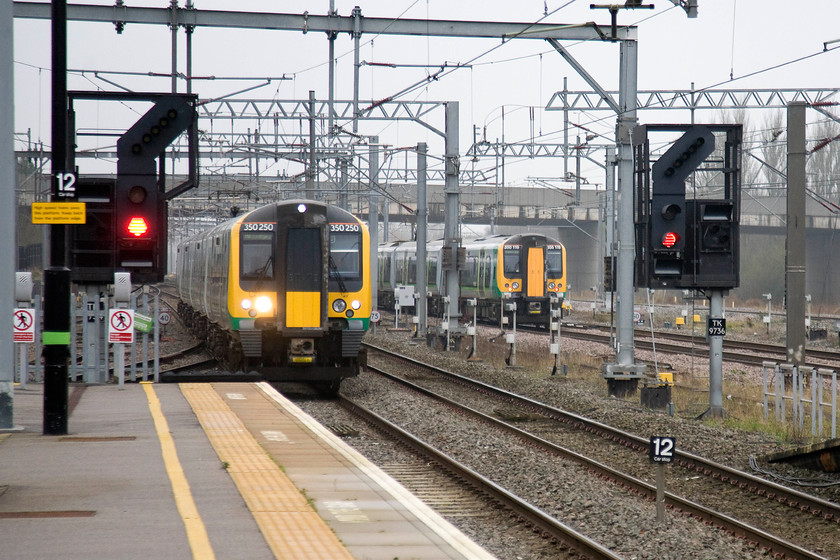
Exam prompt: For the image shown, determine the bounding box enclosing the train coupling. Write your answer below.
[289,338,315,364]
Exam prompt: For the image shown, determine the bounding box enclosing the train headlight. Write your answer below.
[241,298,252,310]
[351,300,361,310]
[255,296,272,313]
[332,299,347,313]
[548,282,556,290]
[346,310,354,318]
[512,282,520,290]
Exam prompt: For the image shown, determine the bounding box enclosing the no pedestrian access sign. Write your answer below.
[13,308,36,343]
[109,309,135,343]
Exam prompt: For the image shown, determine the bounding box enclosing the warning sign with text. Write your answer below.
[108,309,135,343]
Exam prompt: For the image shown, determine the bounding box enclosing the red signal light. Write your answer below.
[661,231,680,248]
[127,216,149,237]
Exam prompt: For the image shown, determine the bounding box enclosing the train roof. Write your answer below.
[377,233,564,253]
[177,199,364,249]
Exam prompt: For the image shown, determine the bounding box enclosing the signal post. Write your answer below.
[633,124,743,416]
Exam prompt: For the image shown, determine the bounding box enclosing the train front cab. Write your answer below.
[497,235,566,326]
[229,201,370,387]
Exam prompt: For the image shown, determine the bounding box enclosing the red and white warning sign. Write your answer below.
[109,309,135,343]
[13,308,36,343]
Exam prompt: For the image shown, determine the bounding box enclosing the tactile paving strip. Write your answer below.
[180,383,354,560]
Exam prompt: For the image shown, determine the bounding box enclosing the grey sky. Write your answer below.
[12,0,840,186]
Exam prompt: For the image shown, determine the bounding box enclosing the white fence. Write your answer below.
[762,362,838,438]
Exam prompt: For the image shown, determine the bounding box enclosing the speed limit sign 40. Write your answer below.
[159,311,172,326]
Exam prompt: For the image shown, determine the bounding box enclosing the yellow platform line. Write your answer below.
[180,383,354,560]
[142,382,216,560]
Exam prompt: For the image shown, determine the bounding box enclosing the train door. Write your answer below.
[285,227,323,328]
[477,248,486,297]
[526,246,546,298]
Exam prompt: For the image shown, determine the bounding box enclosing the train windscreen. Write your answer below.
[546,246,563,277]
[329,231,361,279]
[329,224,364,291]
[503,244,521,275]
[240,231,275,279]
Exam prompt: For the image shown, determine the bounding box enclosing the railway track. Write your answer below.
[358,342,839,559]
[337,394,623,560]
[381,308,840,368]
[535,322,840,369]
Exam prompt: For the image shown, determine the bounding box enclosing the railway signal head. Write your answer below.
[683,200,740,288]
[114,173,161,280]
[114,95,195,283]
[661,230,680,249]
[648,125,716,281]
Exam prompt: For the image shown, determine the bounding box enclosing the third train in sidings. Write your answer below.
[378,233,567,328]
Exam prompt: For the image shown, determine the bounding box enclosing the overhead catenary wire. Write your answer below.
[13,4,840,189]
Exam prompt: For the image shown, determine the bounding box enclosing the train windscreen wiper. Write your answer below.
[254,256,273,291]
[329,256,347,293]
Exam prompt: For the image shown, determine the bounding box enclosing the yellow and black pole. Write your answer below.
[43,0,71,435]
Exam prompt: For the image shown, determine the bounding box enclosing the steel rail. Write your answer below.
[363,360,828,560]
[553,323,840,369]
[337,394,625,560]
[363,342,840,524]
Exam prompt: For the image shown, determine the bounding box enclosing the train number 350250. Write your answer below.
[242,222,276,231]
[330,223,361,232]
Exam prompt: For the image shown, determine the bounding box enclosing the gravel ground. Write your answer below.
[302,372,772,560]
[304,320,840,559]
[363,320,840,506]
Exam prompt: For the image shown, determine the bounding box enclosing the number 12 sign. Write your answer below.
[649,436,675,463]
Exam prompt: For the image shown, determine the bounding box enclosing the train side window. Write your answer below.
[427,255,438,287]
[379,255,391,285]
[462,252,478,287]
[394,252,405,284]
[241,231,275,279]
[407,255,417,283]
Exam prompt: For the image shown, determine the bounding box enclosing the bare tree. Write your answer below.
[807,118,840,200]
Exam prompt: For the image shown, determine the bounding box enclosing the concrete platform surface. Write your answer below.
[0,382,496,560]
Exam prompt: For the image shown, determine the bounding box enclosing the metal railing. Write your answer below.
[15,289,160,385]
[762,362,837,438]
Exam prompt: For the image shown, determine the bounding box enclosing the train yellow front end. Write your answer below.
[177,200,371,393]
[496,235,566,315]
